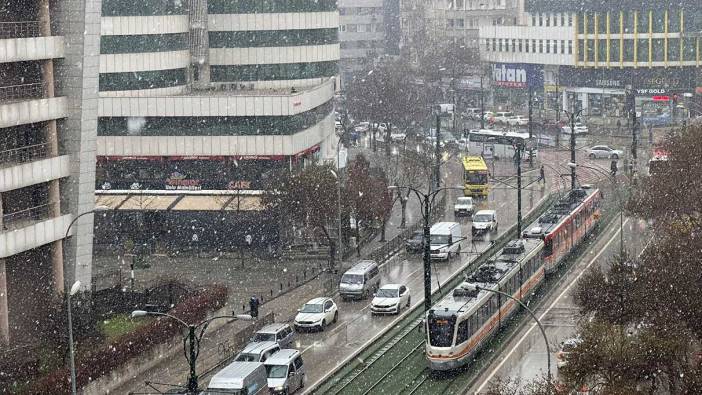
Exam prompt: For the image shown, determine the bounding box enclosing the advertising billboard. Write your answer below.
[492,63,543,89]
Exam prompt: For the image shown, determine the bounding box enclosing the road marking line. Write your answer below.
[474,218,629,393]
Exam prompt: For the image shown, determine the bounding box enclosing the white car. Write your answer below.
[371,284,411,315]
[354,122,370,133]
[588,145,623,159]
[471,210,498,237]
[293,297,338,332]
[390,130,406,142]
[453,196,474,217]
[556,337,582,369]
[507,115,529,127]
[561,122,589,134]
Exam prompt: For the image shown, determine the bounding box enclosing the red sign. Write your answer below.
[652,96,670,101]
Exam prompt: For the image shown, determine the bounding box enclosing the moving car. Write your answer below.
[371,284,411,315]
[588,145,623,159]
[405,230,424,253]
[471,210,498,237]
[294,297,338,332]
[494,111,515,124]
[339,260,380,300]
[561,122,589,134]
[430,222,462,260]
[264,349,306,395]
[453,196,475,217]
[251,323,295,349]
[207,361,268,394]
[507,115,529,127]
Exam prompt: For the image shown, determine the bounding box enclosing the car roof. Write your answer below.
[379,283,403,290]
[240,341,279,354]
[305,297,329,305]
[264,349,300,365]
[475,209,496,215]
[346,260,378,274]
[209,362,263,387]
[256,323,290,334]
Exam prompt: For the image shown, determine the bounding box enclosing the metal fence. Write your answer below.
[0,21,42,39]
[0,143,49,168]
[0,82,47,102]
[2,203,52,231]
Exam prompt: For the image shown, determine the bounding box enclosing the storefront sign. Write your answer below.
[559,66,695,95]
[166,171,202,191]
[492,63,543,89]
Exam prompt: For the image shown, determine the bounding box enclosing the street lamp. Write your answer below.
[463,283,552,384]
[562,109,584,190]
[131,310,253,394]
[568,162,626,255]
[64,205,109,395]
[388,185,464,312]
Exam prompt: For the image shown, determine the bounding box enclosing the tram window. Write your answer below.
[544,240,553,256]
[456,320,470,344]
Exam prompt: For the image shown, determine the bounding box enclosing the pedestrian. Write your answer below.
[610,159,618,177]
[245,234,252,247]
[249,295,260,318]
[648,124,653,145]
[538,165,545,184]
[616,118,621,135]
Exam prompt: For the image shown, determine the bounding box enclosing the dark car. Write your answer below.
[405,230,424,253]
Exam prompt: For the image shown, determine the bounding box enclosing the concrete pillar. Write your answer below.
[51,240,64,294]
[0,259,8,345]
[38,0,51,37]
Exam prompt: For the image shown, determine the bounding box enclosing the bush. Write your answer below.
[28,285,228,394]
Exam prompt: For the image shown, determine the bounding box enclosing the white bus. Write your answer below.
[460,129,535,161]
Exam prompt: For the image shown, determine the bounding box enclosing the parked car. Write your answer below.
[561,122,589,134]
[371,284,411,315]
[588,145,623,159]
[471,210,498,237]
[390,129,407,142]
[507,115,529,127]
[405,230,424,253]
[294,297,338,332]
[494,111,515,124]
[556,337,583,369]
[251,323,295,349]
[453,196,475,217]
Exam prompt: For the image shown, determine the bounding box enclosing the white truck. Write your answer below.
[429,222,462,260]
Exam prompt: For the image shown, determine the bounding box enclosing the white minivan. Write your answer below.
[339,260,380,300]
[429,222,462,260]
[206,361,268,394]
[264,349,306,395]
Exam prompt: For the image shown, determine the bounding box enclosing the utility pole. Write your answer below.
[631,101,638,177]
[480,76,485,129]
[516,142,523,237]
[434,111,441,190]
[527,87,534,166]
[187,325,198,394]
[422,197,432,312]
[563,110,582,190]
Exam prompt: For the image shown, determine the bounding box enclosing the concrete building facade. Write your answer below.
[96,0,341,192]
[0,0,100,345]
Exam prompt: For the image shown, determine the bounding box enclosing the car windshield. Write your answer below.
[252,333,276,342]
[474,214,492,222]
[428,317,455,347]
[300,303,324,313]
[235,353,258,362]
[431,234,450,245]
[376,288,399,298]
[457,198,472,205]
[341,274,364,284]
[265,364,288,379]
[466,172,488,184]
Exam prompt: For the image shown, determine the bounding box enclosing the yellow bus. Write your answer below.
[462,156,489,197]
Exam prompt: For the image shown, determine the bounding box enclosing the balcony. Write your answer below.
[2,202,52,232]
[0,209,72,259]
[0,154,70,192]
[0,83,67,128]
[0,22,65,62]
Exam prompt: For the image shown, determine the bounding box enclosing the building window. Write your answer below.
[100,33,188,54]
[498,38,503,51]
[668,37,681,61]
[532,15,536,26]
[512,39,516,52]
[669,9,680,33]
[638,38,649,62]
[492,38,496,51]
[637,9,648,33]
[207,0,337,14]
[539,39,543,53]
[561,14,566,27]
[457,19,465,28]
[560,40,565,54]
[518,39,523,52]
[546,14,550,26]
[99,68,187,91]
[208,29,339,48]
[539,14,543,26]
[652,38,665,61]
[568,40,573,54]
[211,60,339,82]
[546,39,550,53]
[525,39,530,53]
[568,13,573,27]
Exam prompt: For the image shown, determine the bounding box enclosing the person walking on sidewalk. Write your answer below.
[537,165,545,184]
[249,295,260,318]
[610,159,618,177]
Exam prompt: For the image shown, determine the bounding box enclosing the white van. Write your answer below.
[264,349,306,394]
[339,260,380,300]
[206,361,268,394]
[235,341,281,363]
[429,222,462,260]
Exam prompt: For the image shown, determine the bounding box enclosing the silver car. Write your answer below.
[588,145,623,159]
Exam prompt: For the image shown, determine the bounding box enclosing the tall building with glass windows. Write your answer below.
[97,0,340,192]
[480,0,702,118]
[0,0,100,345]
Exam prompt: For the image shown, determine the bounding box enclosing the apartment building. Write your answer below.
[0,0,100,344]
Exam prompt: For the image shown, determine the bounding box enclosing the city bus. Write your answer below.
[461,129,534,161]
[462,156,489,197]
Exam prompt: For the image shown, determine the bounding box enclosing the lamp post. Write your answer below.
[64,205,109,395]
[568,162,626,255]
[465,284,551,384]
[131,310,253,394]
[388,185,463,312]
